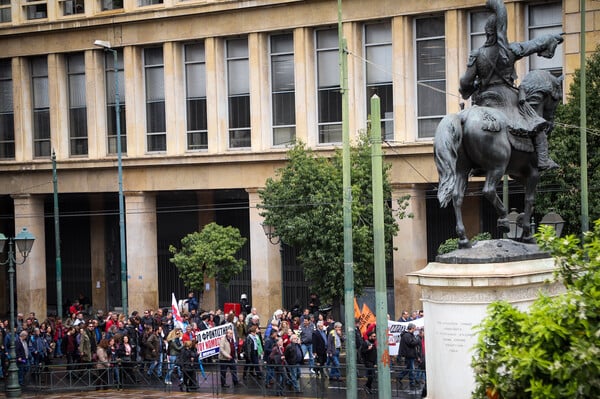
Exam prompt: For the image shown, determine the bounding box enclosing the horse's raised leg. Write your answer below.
[519,170,540,243]
[453,168,471,248]
[482,169,509,233]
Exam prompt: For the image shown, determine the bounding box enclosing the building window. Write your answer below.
[365,21,393,141]
[270,33,296,146]
[0,0,11,23]
[101,0,123,11]
[24,0,47,20]
[31,56,51,158]
[415,16,446,139]
[104,49,126,155]
[469,10,492,52]
[316,28,341,144]
[31,56,50,158]
[184,42,207,151]
[0,59,14,159]
[528,2,563,75]
[60,0,85,15]
[227,38,251,149]
[67,53,87,156]
[144,47,166,152]
[139,0,163,6]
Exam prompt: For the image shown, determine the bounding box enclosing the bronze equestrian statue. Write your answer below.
[434,0,563,248]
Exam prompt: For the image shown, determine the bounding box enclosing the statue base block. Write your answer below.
[408,239,564,399]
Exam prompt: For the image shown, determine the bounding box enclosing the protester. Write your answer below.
[327,322,344,381]
[284,334,303,393]
[398,323,421,388]
[243,325,262,379]
[177,340,198,392]
[164,328,183,385]
[361,329,378,394]
[312,320,328,377]
[269,337,286,396]
[299,317,315,372]
[218,328,239,388]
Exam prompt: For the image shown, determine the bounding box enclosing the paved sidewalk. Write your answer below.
[0,389,261,398]
[0,383,425,399]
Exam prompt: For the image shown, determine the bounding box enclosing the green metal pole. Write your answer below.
[371,95,392,397]
[580,0,589,233]
[5,241,21,398]
[111,48,128,316]
[338,1,356,398]
[52,151,63,319]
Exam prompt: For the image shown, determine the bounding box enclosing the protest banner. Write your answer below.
[195,322,233,359]
[387,318,425,356]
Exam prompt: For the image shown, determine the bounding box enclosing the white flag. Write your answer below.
[171,293,184,329]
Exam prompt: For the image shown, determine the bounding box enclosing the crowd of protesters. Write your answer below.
[0,292,424,395]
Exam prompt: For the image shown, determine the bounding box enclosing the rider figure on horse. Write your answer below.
[458,0,563,171]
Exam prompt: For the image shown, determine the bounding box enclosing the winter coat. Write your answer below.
[284,342,303,366]
[399,330,420,359]
[360,340,377,368]
[168,337,183,356]
[142,333,160,361]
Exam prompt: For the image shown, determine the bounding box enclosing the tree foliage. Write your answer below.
[169,222,247,296]
[258,133,409,305]
[536,45,600,235]
[471,222,600,399]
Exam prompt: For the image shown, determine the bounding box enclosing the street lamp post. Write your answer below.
[94,39,128,316]
[262,223,284,305]
[0,227,35,398]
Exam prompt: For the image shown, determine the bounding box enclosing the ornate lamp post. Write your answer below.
[94,39,128,316]
[506,208,523,240]
[262,222,284,305]
[261,222,280,245]
[539,210,565,238]
[0,227,35,398]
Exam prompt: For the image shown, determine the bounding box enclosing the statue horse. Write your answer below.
[434,70,563,248]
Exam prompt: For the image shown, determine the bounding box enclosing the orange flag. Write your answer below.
[359,302,376,336]
[354,298,361,320]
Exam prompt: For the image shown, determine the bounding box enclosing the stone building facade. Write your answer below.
[0,0,595,319]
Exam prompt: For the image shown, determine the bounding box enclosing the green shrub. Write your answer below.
[471,222,600,399]
[437,232,492,255]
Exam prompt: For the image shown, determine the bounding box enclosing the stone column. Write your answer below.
[248,32,269,151]
[12,57,33,162]
[293,27,311,145]
[392,184,427,317]
[408,242,564,399]
[246,188,282,317]
[90,195,107,313]
[125,191,158,313]
[12,194,47,320]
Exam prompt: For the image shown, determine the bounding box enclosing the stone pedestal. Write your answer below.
[408,240,564,399]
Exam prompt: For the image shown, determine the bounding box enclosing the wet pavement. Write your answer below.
[1,377,425,399]
[1,386,424,399]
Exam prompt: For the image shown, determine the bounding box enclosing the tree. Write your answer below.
[258,133,409,305]
[536,45,600,235]
[169,222,247,298]
[471,222,600,399]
